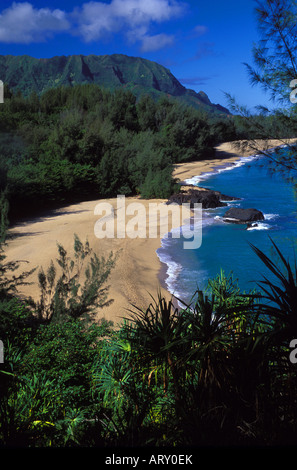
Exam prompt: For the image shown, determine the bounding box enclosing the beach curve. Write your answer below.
[4,139,296,326]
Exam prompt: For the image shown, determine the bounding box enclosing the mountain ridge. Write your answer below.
[0,53,230,115]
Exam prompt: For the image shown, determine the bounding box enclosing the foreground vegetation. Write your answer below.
[1,222,297,447]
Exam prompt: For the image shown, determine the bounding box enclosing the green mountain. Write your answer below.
[0,53,229,115]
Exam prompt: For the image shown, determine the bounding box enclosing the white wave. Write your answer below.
[220,199,240,204]
[164,260,185,299]
[214,216,274,231]
[264,213,279,221]
[185,144,290,189]
[246,222,271,231]
[223,217,240,223]
[184,154,260,187]
[164,260,183,293]
[213,215,226,224]
[156,245,184,296]
[202,210,221,226]
[184,172,213,186]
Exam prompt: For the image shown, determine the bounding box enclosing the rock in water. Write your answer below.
[223,207,264,223]
[167,188,239,209]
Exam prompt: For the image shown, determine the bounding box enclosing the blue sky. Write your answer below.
[0,0,270,110]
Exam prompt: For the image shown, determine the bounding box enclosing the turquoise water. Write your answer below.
[157,149,297,303]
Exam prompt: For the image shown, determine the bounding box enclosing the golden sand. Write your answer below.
[4,139,296,326]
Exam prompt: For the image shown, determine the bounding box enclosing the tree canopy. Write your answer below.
[0,84,235,220]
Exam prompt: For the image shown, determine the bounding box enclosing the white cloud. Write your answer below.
[125,24,174,52]
[0,0,186,51]
[193,25,208,37]
[0,2,70,43]
[74,0,186,49]
[73,2,120,42]
[140,33,175,52]
[111,0,184,25]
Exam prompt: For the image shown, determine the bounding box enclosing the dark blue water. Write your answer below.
[157,150,297,303]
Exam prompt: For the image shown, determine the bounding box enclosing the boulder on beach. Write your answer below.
[223,207,265,223]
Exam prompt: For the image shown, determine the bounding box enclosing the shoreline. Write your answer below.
[172,138,296,186]
[4,139,296,325]
[158,138,297,301]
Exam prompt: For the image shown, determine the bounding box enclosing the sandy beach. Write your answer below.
[173,138,297,184]
[4,138,296,326]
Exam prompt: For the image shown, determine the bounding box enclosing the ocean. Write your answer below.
[157,147,297,304]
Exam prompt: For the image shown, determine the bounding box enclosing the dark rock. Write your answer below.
[223,208,264,223]
[219,193,241,202]
[167,189,239,209]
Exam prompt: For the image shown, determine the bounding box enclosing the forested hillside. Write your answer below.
[0,83,237,220]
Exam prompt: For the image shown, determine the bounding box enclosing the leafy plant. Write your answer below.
[35,234,117,324]
[0,368,59,447]
[91,333,165,446]
[250,237,297,343]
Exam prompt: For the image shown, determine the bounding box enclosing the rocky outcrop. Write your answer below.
[223,207,264,223]
[166,188,239,209]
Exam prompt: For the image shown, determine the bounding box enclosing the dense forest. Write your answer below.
[0,84,217,220]
[1,82,292,222]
